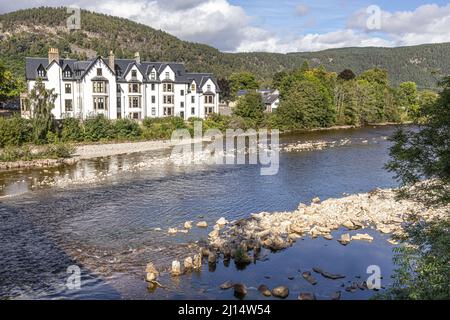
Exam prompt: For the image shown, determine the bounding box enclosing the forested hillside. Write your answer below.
[0,7,449,88]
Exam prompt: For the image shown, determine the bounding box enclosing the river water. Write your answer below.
[0,125,401,300]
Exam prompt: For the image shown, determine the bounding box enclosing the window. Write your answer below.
[129,83,140,93]
[163,83,173,92]
[131,70,137,78]
[93,97,106,110]
[151,107,156,115]
[204,95,214,104]
[180,90,184,96]
[117,84,121,92]
[165,71,170,79]
[191,107,195,115]
[129,96,141,108]
[163,95,174,104]
[163,107,173,116]
[191,83,196,91]
[151,96,156,103]
[180,102,184,108]
[150,72,156,80]
[65,99,73,112]
[132,112,140,119]
[115,66,122,77]
[151,83,155,91]
[117,97,121,109]
[97,68,102,76]
[63,69,72,78]
[205,106,214,115]
[37,66,46,78]
[207,84,211,91]
[65,83,71,94]
[191,96,195,103]
[93,81,106,93]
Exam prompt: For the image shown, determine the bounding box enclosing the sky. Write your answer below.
[1,0,450,53]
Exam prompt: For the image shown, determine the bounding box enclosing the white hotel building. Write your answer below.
[22,48,220,120]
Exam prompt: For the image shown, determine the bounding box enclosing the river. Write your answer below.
[0,125,401,300]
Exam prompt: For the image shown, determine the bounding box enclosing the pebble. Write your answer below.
[271,286,289,299]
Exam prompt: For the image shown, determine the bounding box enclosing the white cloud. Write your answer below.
[1,1,450,53]
[348,4,450,46]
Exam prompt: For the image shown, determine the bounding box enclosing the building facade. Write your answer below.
[22,48,220,120]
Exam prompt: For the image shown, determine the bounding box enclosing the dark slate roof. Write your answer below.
[236,89,279,104]
[25,57,220,91]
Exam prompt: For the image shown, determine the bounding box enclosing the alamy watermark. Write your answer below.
[66,6,81,31]
[366,264,382,290]
[366,5,382,30]
[170,122,279,176]
[66,265,81,290]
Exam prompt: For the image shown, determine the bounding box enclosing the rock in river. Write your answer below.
[272,286,289,299]
[220,281,234,290]
[171,260,181,276]
[338,233,351,245]
[183,257,193,270]
[258,285,272,297]
[233,283,247,299]
[302,271,318,285]
[298,293,316,300]
[351,233,374,242]
[184,221,193,229]
[197,221,208,228]
[312,267,345,280]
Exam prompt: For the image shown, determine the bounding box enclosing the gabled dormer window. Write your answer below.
[37,65,46,78]
[97,68,102,76]
[191,83,196,91]
[115,65,122,76]
[63,67,72,78]
[207,84,211,91]
[165,72,170,80]
[150,71,156,80]
[132,70,137,78]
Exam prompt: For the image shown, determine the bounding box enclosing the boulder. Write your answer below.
[233,283,247,299]
[208,229,219,239]
[197,221,208,228]
[331,291,341,300]
[312,197,321,204]
[216,217,229,226]
[342,220,355,230]
[302,271,318,285]
[338,233,351,245]
[193,254,202,269]
[183,257,193,270]
[184,221,193,229]
[258,285,272,297]
[351,233,374,242]
[168,228,178,235]
[271,286,289,299]
[312,267,345,280]
[298,293,316,300]
[208,251,217,264]
[171,260,181,276]
[219,281,234,290]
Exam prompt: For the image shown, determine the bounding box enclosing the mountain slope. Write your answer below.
[0,7,449,88]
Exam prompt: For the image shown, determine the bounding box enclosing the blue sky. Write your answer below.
[2,1,450,52]
[230,0,450,40]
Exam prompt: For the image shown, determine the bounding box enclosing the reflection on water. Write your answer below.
[0,126,401,299]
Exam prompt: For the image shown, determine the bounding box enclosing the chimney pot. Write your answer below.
[134,52,140,64]
[48,47,60,64]
[108,50,115,71]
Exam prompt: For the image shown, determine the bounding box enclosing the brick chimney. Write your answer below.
[48,47,60,64]
[134,51,140,64]
[108,50,115,71]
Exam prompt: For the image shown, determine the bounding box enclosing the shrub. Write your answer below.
[61,118,83,142]
[114,119,142,140]
[0,145,33,162]
[42,143,75,159]
[0,116,31,147]
[83,115,115,142]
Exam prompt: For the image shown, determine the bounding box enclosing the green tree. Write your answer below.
[338,69,356,81]
[396,82,419,120]
[25,78,57,144]
[229,71,259,98]
[0,61,22,102]
[233,91,265,123]
[277,77,335,129]
[382,77,450,300]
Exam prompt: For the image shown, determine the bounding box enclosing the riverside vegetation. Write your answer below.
[0,60,435,163]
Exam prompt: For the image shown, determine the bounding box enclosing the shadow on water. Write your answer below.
[0,202,121,299]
